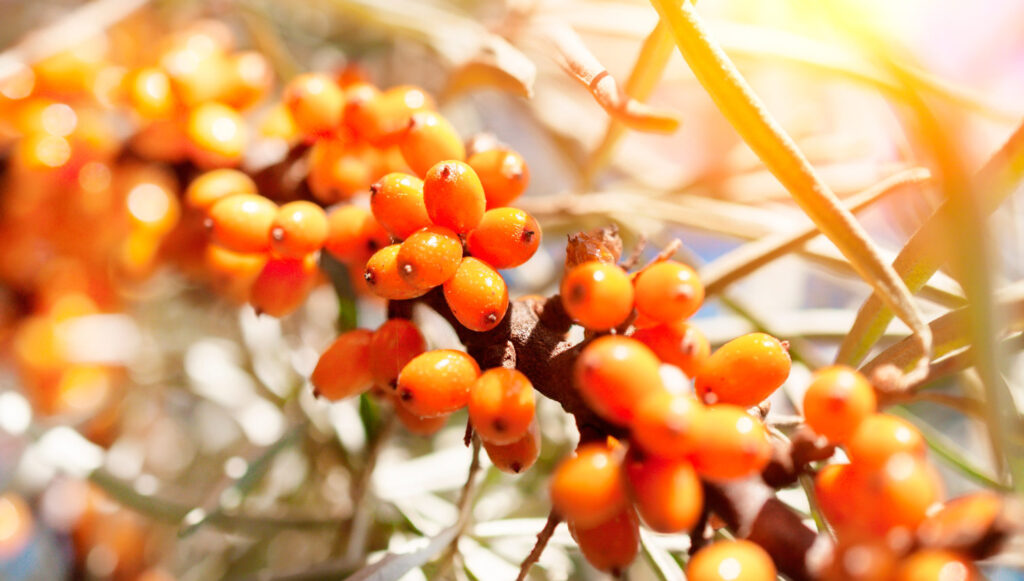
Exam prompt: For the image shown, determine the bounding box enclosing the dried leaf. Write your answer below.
[443,35,536,99]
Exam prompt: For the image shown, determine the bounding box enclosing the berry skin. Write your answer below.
[687,540,776,581]
[207,194,277,254]
[423,161,486,234]
[185,169,257,212]
[695,332,791,407]
[892,550,979,581]
[395,349,480,417]
[124,67,176,119]
[283,73,345,138]
[549,442,629,528]
[306,138,376,203]
[689,405,771,481]
[633,260,704,324]
[568,506,640,575]
[574,336,665,425]
[867,453,944,535]
[802,365,876,444]
[323,205,391,266]
[185,102,247,168]
[467,147,530,208]
[917,492,1002,551]
[393,401,449,436]
[311,329,375,400]
[249,254,319,317]
[399,111,465,177]
[560,262,634,331]
[442,257,509,332]
[624,452,703,533]
[469,368,536,445]
[823,540,896,581]
[364,244,428,300]
[846,413,926,470]
[631,321,710,377]
[630,390,703,460]
[345,84,434,146]
[483,417,541,474]
[815,463,873,535]
[270,201,329,258]
[466,208,541,269]
[368,318,426,390]
[204,245,267,304]
[369,173,431,239]
[396,226,463,289]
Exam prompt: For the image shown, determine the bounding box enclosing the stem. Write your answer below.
[515,510,562,581]
[341,412,397,564]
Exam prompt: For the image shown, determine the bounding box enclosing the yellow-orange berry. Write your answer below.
[846,413,926,470]
[442,257,509,332]
[549,442,628,529]
[690,405,771,481]
[483,418,541,474]
[396,226,463,289]
[204,244,266,304]
[574,336,665,425]
[249,254,319,318]
[687,540,776,581]
[469,368,535,445]
[560,262,634,331]
[695,332,791,407]
[283,73,345,138]
[311,329,374,400]
[368,318,426,389]
[207,194,277,253]
[802,365,877,444]
[917,492,1002,551]
[624,452,703,533]
[815,463,870,535]
[868,454,944,534]
[185,102,247,168]
[633,261,704,324]
[364,244,428,300]
[393,401,450,436]
[369,173,431,239]
[630,390,704,460]
[324,205,391,266]
[345,84,434,146]
[396,349,480,417]
[221,51,273,110]
[466,208,541,269]
[892,550,979,581]
[270,201,328,258]
[568,506,640,575]
[185,169,257,212]
[423,161,486,234]
[307,139,376,203]
[124,67,176,119]
[399,111,465,177]
[823,540,896,581]
[467,147,529,208]
[631,321,710,377]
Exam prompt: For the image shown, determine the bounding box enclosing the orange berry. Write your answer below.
[633,260,704,324]
[815,463,870,535]
[124,67,175,119]
[560,262,634,331]
[283,73,345,138]
[823,540,896,581]
[549,442,628,529]
[307,139,376,203]
[124,178,181,236]
[568,506,640,575]
[222,51,273,110]
[690,405,771,481]
[311,329,375,400]
[369,173,431,239]
[204,244,266,304]
[270,201,329,258]
[466,208,541,269]
[467,147,529,208]
[687,540,776,581]
[469,368,536,445]
[846,414,926,470]
[364,244,428,300]
[442,257,509,332]
[396,226,463,289]
[892,550,979,581]
[631,320,710,377]
[185,169,257,212]
[185,102,247,168]
[695,332,791,407]
[630,390,703,459]
[368,318,426,389]
[393,401,450,436]
[249,254,319,317]
[483,417,541,474]
[423,161,486,234]
[345,84,434,146]
[395,349,480,417]
[399,111,465,177]
[574,336,665,425]
[917,492,1002,550]
[207,194,277,253]
[802,365,877,444]
[324,205,391,266]
[624,452,703,533]
[867,453,944,534]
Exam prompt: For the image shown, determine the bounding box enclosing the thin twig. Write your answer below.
[516,510,563,581]
[341,412,398,565]
[435,434,484,578]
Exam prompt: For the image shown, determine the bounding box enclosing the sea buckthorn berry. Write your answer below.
[423,161,486,234]
[207,194,277,254]
[185,102,247,168]
[633,260,704,324]
[483,418,542,474]
[687,540,776,581]
[568,506,640,575]
[396,226,463,289]
[560,262,634,331]
[695,332,791,407]
[892,550,979,581]
[395,349,480,417]
[469,368,536,445]
[867,453,944,535]
[324,206,391,266]
[393,401,449,436]
[368,318,426,389]
[630,390,703,459]
[311,329,375,400]
[124,67,175,119]
[204,244,266,304]
[631,320,710,377]
[846,413,926,470]
[823,540,896,581]
[364,244,428,300]
[346,84,434,146]
[690,404,771,481]
[249,254,319,318]
[816,463,871,535]
[574,336,664,425]
[185,169,257,212]
[624,452,703,533]
[283,73,345,138]
[467,147,530,208]
[442,257,509,332]
[466,208,541,269]
[802,365,877,444]
[917,492,1002,551]
[270,201,329,258]
[307,139,375,203]
[369,173,431,239]
[399,111,465,177]
[549,442,628,529]
[222,51,273,110]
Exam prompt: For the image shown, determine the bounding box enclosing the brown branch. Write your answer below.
[516,510,562,581]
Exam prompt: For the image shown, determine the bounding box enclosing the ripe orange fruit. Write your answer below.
[802,365,877,444]
[395,350,480,417]
[466,208,541,269]
[442,257,509,332]
[467,147,529,208]
[695,332,790,406]
[574,336,665,425]
[469,368,536,445]
[568,506,640,575]
[549,442,628,529]
[483,418,542,474]
[399,111,465,177]
[687,540,776,581]
[368,318,426,390]
[423,160,486,234]
[689,405,771,481]
[311,329,375,400]
[369,173,431,240]
[270,201,329,258]
[631,320,710,377]
[633,260,704,324]
[396,226,463,289]
[207,194,277,254]
[560,262,634,331]
[624,452,703,533]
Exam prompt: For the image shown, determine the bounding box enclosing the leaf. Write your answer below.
[442,35,536,100]
[640,529,686,581]
[343,523,462,581]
